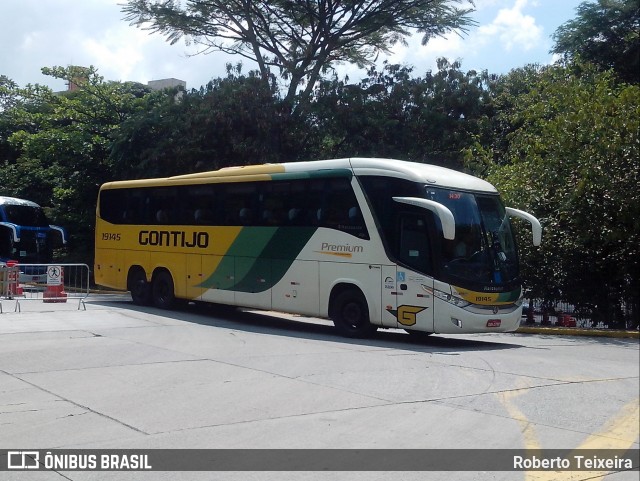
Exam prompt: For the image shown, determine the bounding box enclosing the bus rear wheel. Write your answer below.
[128,268,151,306]
[151,270,175,310]
[331,289,377,338]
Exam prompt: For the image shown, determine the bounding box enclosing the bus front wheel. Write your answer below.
[331,289,377,338]
[151,270,175,310]
[128,268,151,306]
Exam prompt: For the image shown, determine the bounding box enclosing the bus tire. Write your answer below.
[151,270,175,310]
[331,288,377,338]
[128,268,151,306]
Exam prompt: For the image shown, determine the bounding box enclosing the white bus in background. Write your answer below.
[95,158,541,337]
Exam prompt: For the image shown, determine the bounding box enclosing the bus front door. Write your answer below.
[391,213,435,333]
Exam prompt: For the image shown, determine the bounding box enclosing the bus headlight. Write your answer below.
[433,289,471,308]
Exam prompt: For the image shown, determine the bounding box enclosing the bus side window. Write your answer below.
[398,213,432,275]
[127,193,144,225]
[122,209,134,223]
[239,208,253,225]
[224,183,258,226]
[194,209,213,225]
[287,181,308,225]
[156,210,170,224]
[259,181,289,226]
[100,189,128,224]
[322,178,369,239]
[187,184,217,226]
[307,180,325,226]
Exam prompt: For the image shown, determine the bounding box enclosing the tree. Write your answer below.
[0,76,25,164]
[0,75,20,111]
[311,59,494,168]
[122,0,476,113]
[110,64,301,175]
[0,66,159,261]
[551,0,640,83]
[487,62,640,328]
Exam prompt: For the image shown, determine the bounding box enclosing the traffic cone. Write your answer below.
[43,265,67,303]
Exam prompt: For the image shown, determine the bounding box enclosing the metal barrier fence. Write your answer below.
[521,299,638,330]
[0,263,90,313]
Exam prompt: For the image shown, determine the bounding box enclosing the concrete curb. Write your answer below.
[517,325,639,339]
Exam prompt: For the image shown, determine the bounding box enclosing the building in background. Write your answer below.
[63,66,186,92]
[147,78,186,91]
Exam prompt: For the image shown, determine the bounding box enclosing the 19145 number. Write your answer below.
[102,233,121,241]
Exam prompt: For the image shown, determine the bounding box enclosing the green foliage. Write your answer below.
[487,62,639,326]
[552,0,640,83]
[312,59,495,168]
[0,66,157,260]
[110,64,307,175]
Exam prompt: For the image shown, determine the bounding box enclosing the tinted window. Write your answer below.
[1,204,49,227]
[398,213,432,274]
[99,177,368,238]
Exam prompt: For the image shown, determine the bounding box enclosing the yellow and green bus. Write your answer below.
[94,158,541,337]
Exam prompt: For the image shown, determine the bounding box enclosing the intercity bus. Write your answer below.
[0,196,67,281]
[94,158,541,337]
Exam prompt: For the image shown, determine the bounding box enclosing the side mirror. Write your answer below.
[506,207,542,246]
[393,197,456,240]
[49,225,68,248]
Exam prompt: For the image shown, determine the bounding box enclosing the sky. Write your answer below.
[1,0,586,92]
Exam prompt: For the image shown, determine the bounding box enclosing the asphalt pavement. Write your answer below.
[0,294,638,480]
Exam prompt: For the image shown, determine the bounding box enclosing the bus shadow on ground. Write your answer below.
[88,296,523,354]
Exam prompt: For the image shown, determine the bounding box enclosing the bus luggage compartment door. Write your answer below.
[234,256,272,310]
[271,259,320,317]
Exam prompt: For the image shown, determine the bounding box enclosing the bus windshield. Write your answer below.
[426,188,519,287]
[3,204,50,227]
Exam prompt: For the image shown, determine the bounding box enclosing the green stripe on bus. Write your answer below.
[198,227,277,290]
[233,227,317,292]
[199,226,317,292]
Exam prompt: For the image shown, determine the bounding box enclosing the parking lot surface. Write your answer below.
[1,295,638,480]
